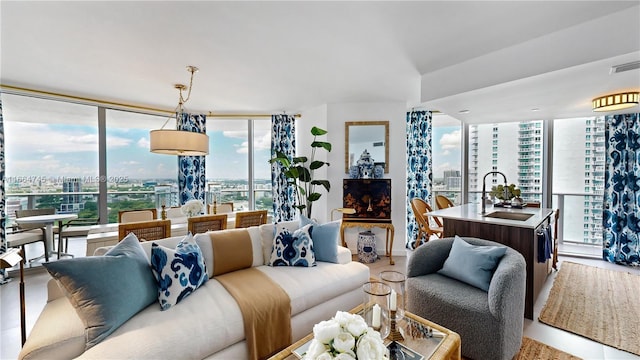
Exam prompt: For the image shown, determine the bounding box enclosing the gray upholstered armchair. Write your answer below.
[406,237,526,360]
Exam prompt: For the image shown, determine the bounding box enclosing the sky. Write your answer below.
[5,120,273,182]
[6,120,461,182]
[431,125,462,179]
[4,94,461,184]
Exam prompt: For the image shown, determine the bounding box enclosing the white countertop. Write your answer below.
[427,203,554,229]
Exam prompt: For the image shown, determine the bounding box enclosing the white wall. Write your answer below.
[301,102,408,257]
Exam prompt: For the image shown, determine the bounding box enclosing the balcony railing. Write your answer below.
[9,188,605,256]
[5,188,274,225]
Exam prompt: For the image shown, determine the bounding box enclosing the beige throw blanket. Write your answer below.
[209,230,291,359]
[217,268,292,360]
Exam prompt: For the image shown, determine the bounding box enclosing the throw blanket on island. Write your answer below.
[209,230,292,360]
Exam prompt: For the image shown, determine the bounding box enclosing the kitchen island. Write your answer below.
[427,203,555,319]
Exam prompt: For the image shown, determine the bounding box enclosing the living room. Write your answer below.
[1,1,639,360]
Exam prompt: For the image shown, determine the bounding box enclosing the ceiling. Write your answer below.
[2,1,639,124]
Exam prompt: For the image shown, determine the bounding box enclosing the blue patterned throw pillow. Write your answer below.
[150,233,208,310]
[269,223,316,267]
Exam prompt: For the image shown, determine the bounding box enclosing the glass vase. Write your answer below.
[362,281,391,339]
[380,270,406,321]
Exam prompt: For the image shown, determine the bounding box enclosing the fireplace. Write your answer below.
[342,179,391,222]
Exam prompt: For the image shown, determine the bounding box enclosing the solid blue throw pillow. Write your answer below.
[43,233,157,349]
[437,236,507,291]
[299,214,340,263]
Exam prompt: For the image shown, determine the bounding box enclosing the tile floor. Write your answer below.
[1,238,639,360]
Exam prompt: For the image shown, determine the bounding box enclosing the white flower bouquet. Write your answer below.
[303,311,389,360]
[181,199,203,217]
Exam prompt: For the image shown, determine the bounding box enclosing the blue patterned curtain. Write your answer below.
[603,113,640,266]
[406,110,433,249]
[271,114,297,222]
[178,113,206,205]
[0,95,6,280]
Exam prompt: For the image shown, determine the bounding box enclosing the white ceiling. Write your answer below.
[2,1,639,124]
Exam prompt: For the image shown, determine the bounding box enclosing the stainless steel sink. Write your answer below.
[484,211,534,221]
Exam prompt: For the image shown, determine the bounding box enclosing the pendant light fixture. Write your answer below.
[592,91,639,112]
[150,66,209,156]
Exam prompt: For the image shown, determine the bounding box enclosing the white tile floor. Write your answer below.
[1,238,639,360]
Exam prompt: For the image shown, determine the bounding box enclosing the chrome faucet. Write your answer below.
[482,171,508,215]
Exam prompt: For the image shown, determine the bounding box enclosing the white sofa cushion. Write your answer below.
[19,297,85,360]
[77,279,245,359]
[257,261,370,316]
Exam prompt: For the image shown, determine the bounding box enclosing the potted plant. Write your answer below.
[270,126,331,218]
[490,184,521,204]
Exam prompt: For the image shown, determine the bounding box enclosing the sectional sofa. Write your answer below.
[18,220,370,359]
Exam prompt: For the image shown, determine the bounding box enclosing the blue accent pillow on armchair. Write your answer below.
[43,232,157,349]
[437,236,507,291]
[299,215,340,263]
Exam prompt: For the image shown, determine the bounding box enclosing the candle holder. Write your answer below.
[362,281,390,339]
[380,270,406,321]
[387,310,404,342]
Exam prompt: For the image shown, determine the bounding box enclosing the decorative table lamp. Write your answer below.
[0,248,26,345]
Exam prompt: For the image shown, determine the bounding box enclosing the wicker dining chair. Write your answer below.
[234,210,268,228]
[188,214,228,234]
[209,202,234,214]
[118,219,171,242]
[410,198,443,248]
[118,208,158,223]
[435,195,455,209]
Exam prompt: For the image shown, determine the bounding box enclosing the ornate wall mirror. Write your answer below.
[345,121,389,174]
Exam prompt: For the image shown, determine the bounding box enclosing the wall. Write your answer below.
[302,102,407,257]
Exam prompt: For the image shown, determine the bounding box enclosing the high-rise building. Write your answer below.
[584,117,605,244]
[155,184,179,209]
[443,170,461,190]
[60,177,84,213]
[469,118,604,245]
[469,121,541,202]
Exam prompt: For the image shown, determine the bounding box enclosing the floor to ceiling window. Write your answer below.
[105,109,178,223]
[3,93,98,224]
[468,120,544,204]
[552,116,604,256]
[431,114,462,207]
[252,119,273,212]
[205,118,273,214]
[3,92,273,225]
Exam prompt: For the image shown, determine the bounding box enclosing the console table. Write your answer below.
[341,221,395,265]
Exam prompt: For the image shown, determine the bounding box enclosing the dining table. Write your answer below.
[15,213,78,261]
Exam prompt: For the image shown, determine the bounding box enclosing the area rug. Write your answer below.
[513,337,581,360]
[539,261,640,356]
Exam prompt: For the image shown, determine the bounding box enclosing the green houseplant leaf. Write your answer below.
[270,127,332,218]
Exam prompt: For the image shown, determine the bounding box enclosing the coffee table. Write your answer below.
[269,305,461,360]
